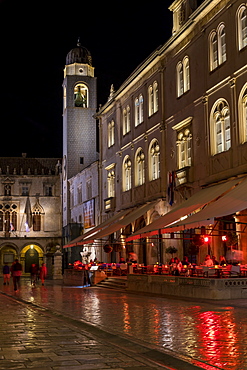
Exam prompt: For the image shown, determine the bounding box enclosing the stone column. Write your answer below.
[53,245,63,280]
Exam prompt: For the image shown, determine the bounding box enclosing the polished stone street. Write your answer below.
[1,278,247,369]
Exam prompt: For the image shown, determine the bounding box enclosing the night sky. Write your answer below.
[0,0,172,158]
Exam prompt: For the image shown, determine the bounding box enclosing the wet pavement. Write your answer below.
[1,278,247,370]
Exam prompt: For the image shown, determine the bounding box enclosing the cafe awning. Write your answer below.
[162,176,247,232]
[63,208,131,248]
[126,177,245,241]
[63,201,157,248]
[82,201,157,244]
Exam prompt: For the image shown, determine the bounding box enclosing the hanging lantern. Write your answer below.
[103,245,113,253]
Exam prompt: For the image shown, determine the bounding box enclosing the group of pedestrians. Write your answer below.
[2,260,47,291]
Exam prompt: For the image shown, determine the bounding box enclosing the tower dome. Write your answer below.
[66,40,92,66]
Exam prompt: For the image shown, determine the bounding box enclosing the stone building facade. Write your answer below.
[65,0,247,266]
[0,155,62,276]
[93,0,247,265]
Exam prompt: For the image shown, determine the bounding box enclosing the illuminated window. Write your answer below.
[149,140,160,181]
[209,24,227,71]
[210,100,231,155]
[135,148,145,186]
[237,5,247,50]
[74,83,88,107]
[123,156,132,191]
[177,129,192,169]
[135,94,144,126]
[108,120,115,147]
[33,213,41,231]
[63,86,67,110]
[177,57,190,97]
[239,85,247,143]
[107,170,115,197]
[123,105,130,135]
[148,81,158,116]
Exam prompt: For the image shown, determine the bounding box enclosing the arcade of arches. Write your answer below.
[0,243,44,275]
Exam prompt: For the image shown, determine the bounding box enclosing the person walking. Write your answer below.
[3,263,10,285]
[39,263,47,286]
[30,263,38,286]
[11,259,22,291]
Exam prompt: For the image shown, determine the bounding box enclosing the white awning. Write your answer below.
[163,176,247,232]
[126,177,245,241]
[82,201,157,244]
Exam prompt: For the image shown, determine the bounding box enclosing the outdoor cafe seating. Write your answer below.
[73,261,247,279]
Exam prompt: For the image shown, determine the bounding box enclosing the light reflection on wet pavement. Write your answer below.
[2,279,247,370]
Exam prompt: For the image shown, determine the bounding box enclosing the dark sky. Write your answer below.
[0,0,172,158]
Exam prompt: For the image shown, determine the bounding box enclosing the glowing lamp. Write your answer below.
[203,236,210,243]
[222,235,228,242]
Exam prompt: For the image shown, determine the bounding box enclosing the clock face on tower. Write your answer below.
[63,155,67,180]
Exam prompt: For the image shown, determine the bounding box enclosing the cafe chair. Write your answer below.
[230,265,241,277]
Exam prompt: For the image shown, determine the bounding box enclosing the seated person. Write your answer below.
[212,255,219,265]
[204,254,214,267]
[219,255,227,266]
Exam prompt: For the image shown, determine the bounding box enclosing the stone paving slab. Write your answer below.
[0,293,216,370]
[0,292,209,370]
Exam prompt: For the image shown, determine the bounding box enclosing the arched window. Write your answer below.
[148,85,154,116]
[33,212,41,232]
[108,120,115,147]
[74,83,88,107]
[177,62,184,97]
[210,100,231,155]
[135,95,144,126]
[238,85,247,143]
[123,156,132,192]
[135,148,145,186]
[210,24,227,71]
[107,170,115,198]
[183,57,190,93]
[0,211,3,231]
[210,31,218,70]
[177,58,190,97]
[5,211,10,232]
[63,86,67,111]
[237,5,247,50]
[149,140,160,181]
[219,24,227,64]
[12,211,17,231]
[123,106,130,135]
[148,82,159,116]
[176,129,192,169]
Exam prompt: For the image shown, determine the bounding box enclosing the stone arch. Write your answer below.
[20,243,44,274]
[0,243,18,272]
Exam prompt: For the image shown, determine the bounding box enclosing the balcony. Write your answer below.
[104,197,116,213]
[175,166,191,187]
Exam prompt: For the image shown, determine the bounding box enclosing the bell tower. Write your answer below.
[62,41,97,227]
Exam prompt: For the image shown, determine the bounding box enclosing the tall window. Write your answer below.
[107,170,115,198]
[74,83,88,107]
[210,24,227,71]
[123,156,132,191]
[108,120,115,147]
[176,129,192,169]
[238,85,247,143]
[123,105,130,135]
[148,82,158,116]
[135,94,144,126]
[211,100,231,155]
[237,5,247,50]
[135,148,145,186]
[33,212,41,231]
[149,140,160,181]
[177,57,190,97]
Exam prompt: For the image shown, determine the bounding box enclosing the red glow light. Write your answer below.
[203,236,210,243]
